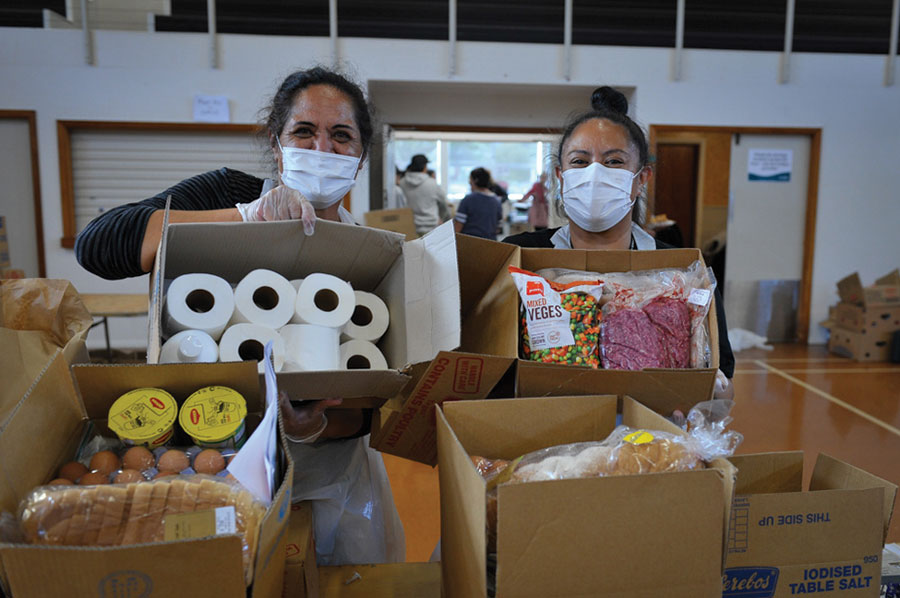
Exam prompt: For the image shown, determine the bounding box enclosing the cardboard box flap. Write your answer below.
[163,220,404,290]
[0,536,246,598]
[443,396,617,461]
[435,407,488,598]
[729,451,804,495]
[0,352,84,512]
[456,235,519,357]
[72,361,263,422]
[274,369,409,401]
[251,452,294,598]
[399,221,460,365]
[146,196,172,364]
[521,247,705,275]
[496,472,726,598]
[620,396,685,436]
[876,269,900,286]
[810,453,898,542]
[837,272,864,305]
[515,361,716,416]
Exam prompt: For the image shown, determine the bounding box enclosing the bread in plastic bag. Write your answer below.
[17,474,265,585]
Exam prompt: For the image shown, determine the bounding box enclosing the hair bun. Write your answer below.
[591,86,628,115]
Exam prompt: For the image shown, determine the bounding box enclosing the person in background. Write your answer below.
[399,154,450,235]
[488,179,509,203]
[454,167,503,240]
[502,86,735,399]
[520,172,549,230]
[393,167,407,209]
[74,65,404,566]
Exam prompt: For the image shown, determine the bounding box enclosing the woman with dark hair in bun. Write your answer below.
[454,167,503,239]
[503,86,735,398]
[75,66,405,566]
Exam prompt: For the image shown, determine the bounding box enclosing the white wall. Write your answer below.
[1,28,898,348]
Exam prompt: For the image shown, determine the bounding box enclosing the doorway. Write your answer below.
[650,125,821,343]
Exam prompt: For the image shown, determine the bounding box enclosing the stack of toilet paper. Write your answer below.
[161,269,390,373]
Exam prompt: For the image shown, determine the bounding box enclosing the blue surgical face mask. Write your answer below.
[561,162,642,232]
[277,139,360,209]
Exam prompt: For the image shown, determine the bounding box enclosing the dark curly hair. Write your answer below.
[262,66,374,158]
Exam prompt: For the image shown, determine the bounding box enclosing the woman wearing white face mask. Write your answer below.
[503,86,735,399]
[76,67,371,279]
[75,67,406,567]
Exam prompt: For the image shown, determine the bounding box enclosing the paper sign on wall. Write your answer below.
[193,94,230,123]
[748,149,792,182]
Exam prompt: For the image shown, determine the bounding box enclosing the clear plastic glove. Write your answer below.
[235,185,317,235]
[279,392,342,442]
[713,369,735,400]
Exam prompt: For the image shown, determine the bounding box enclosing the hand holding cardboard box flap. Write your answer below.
[0,279,91,425]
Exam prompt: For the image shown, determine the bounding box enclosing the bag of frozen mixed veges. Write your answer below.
[509,266,603,368]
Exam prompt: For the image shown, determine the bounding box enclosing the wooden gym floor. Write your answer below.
[383,343,900,562]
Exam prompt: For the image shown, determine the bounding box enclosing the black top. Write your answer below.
[502,227,736,378]
[75,168,264,280]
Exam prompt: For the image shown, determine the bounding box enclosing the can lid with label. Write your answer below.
[179,386,248,445]
[108,388,178,447]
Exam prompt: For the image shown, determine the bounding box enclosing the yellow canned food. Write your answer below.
[108,388,178,448]
[179,386,248,449]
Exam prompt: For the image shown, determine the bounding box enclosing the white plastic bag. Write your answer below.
[289,435,405,566]
[728,327,774,352]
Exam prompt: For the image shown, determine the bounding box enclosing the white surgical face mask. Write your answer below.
[561,162,641,233]
[277,139,361,209]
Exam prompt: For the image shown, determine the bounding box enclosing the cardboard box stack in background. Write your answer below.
[0,356,293,598]
[725,452,897,598]
[436,395,736,598]
[826,270,900,361]
[363,208,418,240]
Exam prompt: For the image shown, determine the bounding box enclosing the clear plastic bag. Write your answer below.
[538,260,717,369]
[16,474,266,585]
[289,435,405,566]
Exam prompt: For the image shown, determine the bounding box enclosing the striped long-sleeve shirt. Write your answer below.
[75,168,264,280]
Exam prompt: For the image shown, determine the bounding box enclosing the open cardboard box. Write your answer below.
[0,354,293,598]
[437,395,736,598]
[283,501,319,598]
[725,452,897,597]
[147,219,461,410]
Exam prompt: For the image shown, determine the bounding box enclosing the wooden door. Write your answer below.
[653,143,699,248]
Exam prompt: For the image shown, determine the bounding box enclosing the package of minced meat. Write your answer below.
[509,267,604,368]
[538,260,717,370]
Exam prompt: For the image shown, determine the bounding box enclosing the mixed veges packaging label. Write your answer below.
[509,266,604,367]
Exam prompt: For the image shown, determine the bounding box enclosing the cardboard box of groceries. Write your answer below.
[0,355,293,598]
[147,218,460,410]
[724,452,897,598]
[437,395,736,598]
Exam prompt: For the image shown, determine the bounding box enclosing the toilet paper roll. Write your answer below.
[339,340,389,370]
[219,323,285,373]
[292,273,355,328]
[159,330,219,364]
[231,269,297,330]
[341,291,390,343]
[164,273,235,340]
[281,324,340,371]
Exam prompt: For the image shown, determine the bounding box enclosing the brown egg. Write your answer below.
[114,469,144,484]
[79,471,110,485]
[193,449,226,475]
[89,451,121,475]
[153,470,176,480]
[122,446,155,471]
[48,478,74,485]
[58,461,89,482]
[157,449,190,473]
